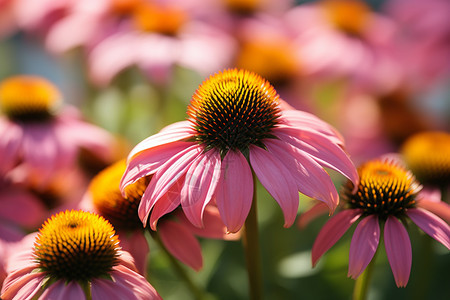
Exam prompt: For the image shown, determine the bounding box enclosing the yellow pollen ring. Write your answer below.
[0,76,61,119]
[345,158,421,217]
[34,210,120,281]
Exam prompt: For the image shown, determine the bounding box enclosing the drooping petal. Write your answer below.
[417,190,450,223]
[274,126,359,186]
[128,121,195,160]
[91,277,138,300]
[158,220,203,271]
[250,145,300,227]
[1,269,43,300]
[407,208,450,249]
[117,231,149,276]
[138,145,202,226]
[348,215,380,279]
[280,109,344,144]
[147,178,183,230]
[264,139,339,212]
[176,206,240,240]
[40,281,84,299]
[384,216,412,287]
[216,150,253,233]
[181,149,221,228]
[110,265,162,299]
[121,141,194,193]
[311,209,362,266]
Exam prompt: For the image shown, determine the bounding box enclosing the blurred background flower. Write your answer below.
[0,0,448,299]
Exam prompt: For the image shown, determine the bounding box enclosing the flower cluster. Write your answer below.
[0,0,449,299]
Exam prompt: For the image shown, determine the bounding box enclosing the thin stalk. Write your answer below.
[242,172,263,300]
[353,246,379,300]
[151,231,205,300]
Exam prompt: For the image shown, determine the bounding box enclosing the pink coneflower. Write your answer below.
[0,76,115,188]
[1,210,161,299]
[284,0,403,93]
[311,157,450,287]
[384,0,450,89]
[121,69,358,233]
[43,0,236,86]
[82,159,237,273]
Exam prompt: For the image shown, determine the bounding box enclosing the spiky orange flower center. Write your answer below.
[34,210,120,282]
[235,40,298,84]
[343,159,420,218]
[0,76,61,121]
[188,69,281,156]
[321,0,371,36]
[89,160,147,230]
[401,131,450,186]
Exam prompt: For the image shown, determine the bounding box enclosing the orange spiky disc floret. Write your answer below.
[188,69,281,157]
[343,159,421,219]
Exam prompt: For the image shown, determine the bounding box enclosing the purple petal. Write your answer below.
[250,145,300,227]
[181,149,221,228]
[312,209,362,266]
[407,208,450,249]
[216,151,253,233]
[348,215,380,279]
[384,216,412,287]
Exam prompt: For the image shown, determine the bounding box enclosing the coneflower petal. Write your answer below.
[275,126,359,186]
[145,176,183,230]
[159,220,203,271]
[407,208,450,249]
[120,141,193,193]
[312,209,361,266]
[348,215,380,279]
[280,109,344,145]
[265,139,339,212]
[181,149,221,228]
[138,145,201,226]
[216,151,253,233]
[250,144,300,228]
[127,120,194,160]
[40,281,85,299]
[384,216,412,287]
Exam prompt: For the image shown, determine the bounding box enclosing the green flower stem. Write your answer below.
[243,172,263,300]
[352,248,379,300]
[151,231,205,300]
